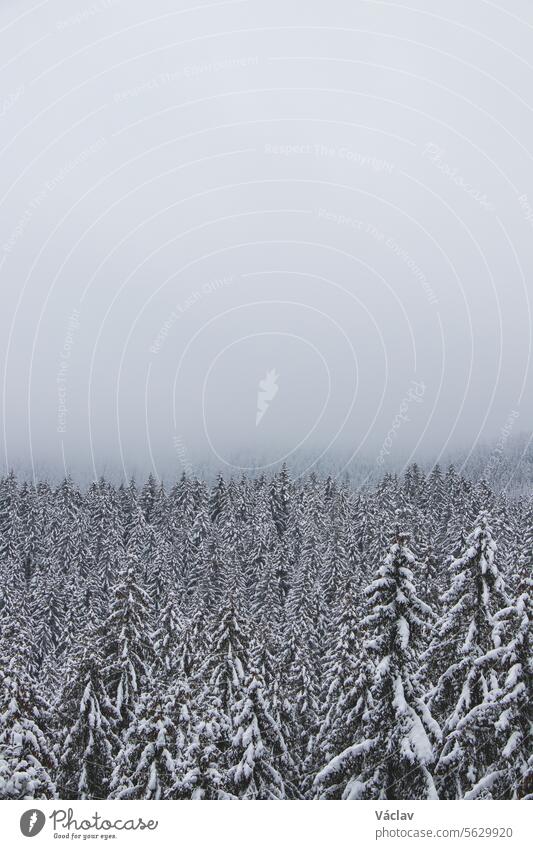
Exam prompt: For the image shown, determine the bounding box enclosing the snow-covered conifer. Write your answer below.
[58,650,118,799]
[315,531,440,800]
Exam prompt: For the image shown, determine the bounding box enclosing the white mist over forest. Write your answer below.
[0,0,532,483]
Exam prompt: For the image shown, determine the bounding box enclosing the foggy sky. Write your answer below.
[0,0,532,481]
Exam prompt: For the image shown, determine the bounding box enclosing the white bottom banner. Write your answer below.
[1,800,528,849]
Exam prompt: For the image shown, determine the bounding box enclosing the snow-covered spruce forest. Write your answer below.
[0,465,531,801]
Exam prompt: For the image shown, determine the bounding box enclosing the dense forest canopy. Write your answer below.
[0,464,531,800]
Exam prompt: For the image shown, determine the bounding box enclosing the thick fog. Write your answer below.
[0,0,532,481]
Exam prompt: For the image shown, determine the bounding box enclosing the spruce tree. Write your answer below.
[464,583,532,799]
[100,556,153,733]
[426,513,509,799]
[0,659,57,799]
[58,650,118,799]
[313,580,371,777]
[110,689,178,800]
[179,703,223,799]
[315,531,440,800]
[223,673,286,799]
